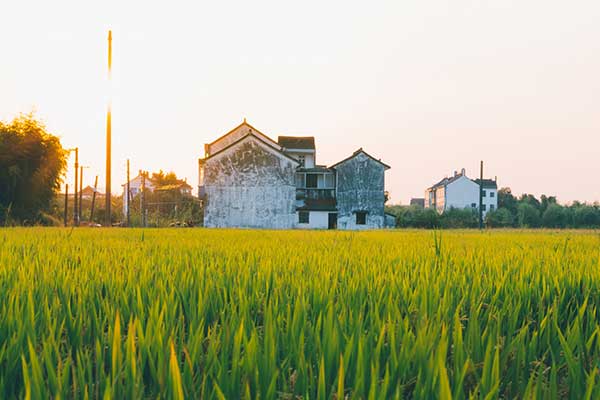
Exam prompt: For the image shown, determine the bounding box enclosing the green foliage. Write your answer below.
[0,114,67,224]
[485,207,514,228]
[2,229,600,398]
[517,203,541,227]
[542,204,567,228]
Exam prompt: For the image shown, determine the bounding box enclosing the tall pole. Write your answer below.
[64,184,69,227]
[90,175,98,223]
[479,160,484,229]
[79,166,84,223]
[141,171,146,227]
[74,147,79,226]
[105,30,112,227]
[126,159,131,227]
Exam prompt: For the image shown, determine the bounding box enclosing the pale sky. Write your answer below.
[1,0,599,204]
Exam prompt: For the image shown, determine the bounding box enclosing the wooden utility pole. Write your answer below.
[79,166,84,223]
[126,159,131,227]
[73,147,79,226]
[90,175,98,223]
[64,184,69,227]
[105,30,112,227]
[141,171,146,227]
[479,160,484,229]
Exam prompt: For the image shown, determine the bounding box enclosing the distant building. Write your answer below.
[81,185,99,200]
[410,198,425,207]
[122,171,192,215]
[425,168,497,215]
[198,120,391,229]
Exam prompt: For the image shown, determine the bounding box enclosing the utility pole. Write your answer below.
[105,30,112,227]
[90,175,98,223]
[141,171,146,227]
[79,166,84,223]
[126,159,131,227]
[74,147,79,226]
[479,160,484,229]
[64,184,69,227]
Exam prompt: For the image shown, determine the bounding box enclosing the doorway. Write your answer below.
[328,213,337,229]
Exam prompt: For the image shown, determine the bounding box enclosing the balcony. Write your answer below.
[296,188,336,201]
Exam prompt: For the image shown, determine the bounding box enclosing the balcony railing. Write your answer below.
[296,188,336,200]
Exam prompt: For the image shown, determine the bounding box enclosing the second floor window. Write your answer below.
[482,190,487,197]
[490,191,495,198]
[306,174,318,188]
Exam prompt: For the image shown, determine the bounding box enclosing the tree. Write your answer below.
[517,203,541,227]
[440,207,478,228]
[0,114,67,224]
[541,204,566,228]
[572,205,600,228]
[486,207,514,228]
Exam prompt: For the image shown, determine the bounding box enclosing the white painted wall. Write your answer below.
[296,211,331,229]
[481,188,498,214]
[445,176,479,211]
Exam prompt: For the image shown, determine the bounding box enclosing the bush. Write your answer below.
[440,207,478,228]
[486,207,514,228]
[517,203,541,228]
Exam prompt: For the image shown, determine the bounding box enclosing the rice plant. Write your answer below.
[1,228,599,398]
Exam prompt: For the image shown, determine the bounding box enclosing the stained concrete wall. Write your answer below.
[207,123,278,156]
[335,152,386,230]
[202,136,298,228]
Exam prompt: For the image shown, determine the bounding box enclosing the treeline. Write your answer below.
[387,188,600,229]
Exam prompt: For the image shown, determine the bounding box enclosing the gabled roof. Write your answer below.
[473,178,498,189]
[427,173,466,190]
[329,148,391,170]
[207,120,279,148]
[202,132,301,164]
[278,136,315,150]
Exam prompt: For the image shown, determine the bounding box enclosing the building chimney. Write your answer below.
[453,170,458,177]
[461,168,466,175]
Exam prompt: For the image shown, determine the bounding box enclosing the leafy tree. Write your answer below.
[498,188,518,215]
[541,203,566,228]
[517,203,541,227]
[0,114,67,224]
[572,205,600,228]
[486,207,514,228]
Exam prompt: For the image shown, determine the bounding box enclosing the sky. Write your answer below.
[1,0,599,204]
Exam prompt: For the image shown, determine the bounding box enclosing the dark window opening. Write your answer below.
[299,211,309,224]
[356,211,367,225]
[482,190,487,197]
[490,204,495,211]
[471,203,476,208]
[306,174,318,188]
[482,204,487,211]
[490,191,495,198]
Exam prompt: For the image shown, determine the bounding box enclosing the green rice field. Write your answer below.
[1,228,600,399]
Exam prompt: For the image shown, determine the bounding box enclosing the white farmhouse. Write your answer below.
[425,168,498,215]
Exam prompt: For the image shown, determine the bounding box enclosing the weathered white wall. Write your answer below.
[335,151,387,230]
[207,123,279,156]
[296,211,330,229]
[445,176,479,211]
[202,136,298,228]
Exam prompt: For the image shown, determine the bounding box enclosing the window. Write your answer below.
[295,173,305,188]
[482,190,487,197]
[490,204,495,211]
[490,191,495,198]
[482,204,487,211]
[356,211,367,225]
[298,155,305,167]
[306,174,318,188]
[299,211,309,224]
[471,203,476,208]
